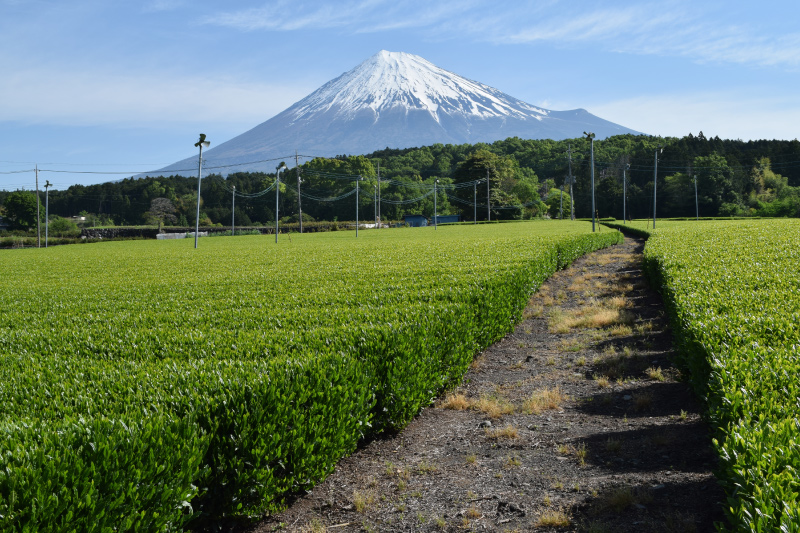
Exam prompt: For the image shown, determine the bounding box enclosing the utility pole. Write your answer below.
[653,147,661,229]
[373,185,377,227]
[377,162,381,228]
[473,181,477,224]
[44,180,51,247]
[567,144,575,220]
[275,162,287,243]
[231,185,235,236]
[434,179,438,230]
[585,132,596,232]
[35,164,41,248]
[356,175,361,237]
[623,163,629,224]
[694,174,699,221]
[486,168,491,222]
[296,150,303,233]
[559,185,563,219]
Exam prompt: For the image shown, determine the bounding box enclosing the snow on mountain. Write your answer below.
[152,51,640,176]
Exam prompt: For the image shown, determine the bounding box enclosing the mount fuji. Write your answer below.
[154,51,639,175]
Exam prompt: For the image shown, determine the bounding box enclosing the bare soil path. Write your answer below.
[244,236,725,532]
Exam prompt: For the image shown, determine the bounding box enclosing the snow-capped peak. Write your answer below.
[288,50,548,124]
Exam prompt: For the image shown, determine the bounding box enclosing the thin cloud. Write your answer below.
[202,1,800,70]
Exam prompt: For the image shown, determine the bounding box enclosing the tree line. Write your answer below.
[3,133,800,230]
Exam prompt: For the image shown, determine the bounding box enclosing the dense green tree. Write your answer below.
[3,191,40,230]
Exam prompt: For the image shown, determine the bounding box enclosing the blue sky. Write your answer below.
[2,0,799,188]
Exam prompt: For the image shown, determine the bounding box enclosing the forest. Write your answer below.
[2,133,800,229]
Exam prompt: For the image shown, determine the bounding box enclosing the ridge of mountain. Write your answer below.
[152,51,640,176]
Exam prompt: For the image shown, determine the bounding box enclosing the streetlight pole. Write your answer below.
[584,132,596,232]
[694,174,699,221]
[194,134,210,249]
[35,164,41,248]
[653,147,661,229]
[231,185,235,236]
[275,162,287,243]
[44,180,51,247]
[374,185,377,227]
[567,144,575,220]
[623,163,629,224]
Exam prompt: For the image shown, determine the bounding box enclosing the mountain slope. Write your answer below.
[153,51,639,175]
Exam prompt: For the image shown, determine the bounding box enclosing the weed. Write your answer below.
[353,490,375,513]
[434,516,447,529]
[543,494,552,507]
[536,509,571,527]
[465,454,477,465]
[298,518,327,533]
[485,424,519,440]
[523,386,567,414]
[575,355,587,366]
[679,409,688,421]
[595,375,611,388]
[466,506,482,519]
[557,443,571,455]
[504,454,522,468]
[634,392,653,412]
[553,480,564,490]
[575,442,588,466]
[440,392,470,410]
[473,395,514,418]
[396,479,407,492]
[417,460,437,474]
[646,366,665,381]
[416,512,427,523]
[605,438,622,454]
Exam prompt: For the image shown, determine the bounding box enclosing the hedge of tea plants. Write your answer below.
[0,222,621,530]
[636,219,800,532]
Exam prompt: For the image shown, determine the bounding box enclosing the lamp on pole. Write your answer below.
[374,185,377,227]
[653,146,662,229]
[231,185,235,236]
[694,174,699,221]
[584,132,596,232]
[44,180,51,247]
[275,162,287,243]
[194,133,210,249]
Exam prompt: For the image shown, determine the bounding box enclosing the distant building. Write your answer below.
[403,214,428,227]
[432,215,460,224]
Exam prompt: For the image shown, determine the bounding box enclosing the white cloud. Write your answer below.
[0,67,310,129]
[590,91,800,141]
[201,1,800,70]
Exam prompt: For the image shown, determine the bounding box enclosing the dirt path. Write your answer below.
[247,237,725,532]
